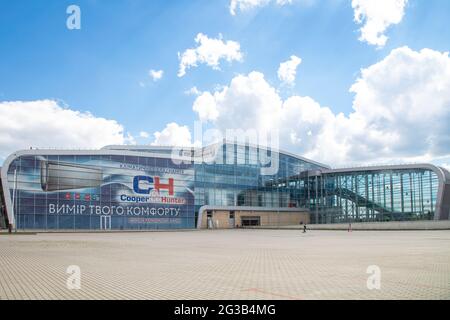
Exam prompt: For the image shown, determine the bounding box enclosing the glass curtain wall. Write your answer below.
[7,154,196,230]
[297,169,439,224]
[194,143,326,211]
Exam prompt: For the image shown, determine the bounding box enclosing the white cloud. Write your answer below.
[229,0,293,15]
[352,0,408,47]
[151,122,194,147]
[0,100,132,161]
[184,86,202,96]
[192,71,282,130]
[178,33,243,77]
[192,47,450,166]
[139,131,150,139]
[192,92,220,122]
[278,55,302,86]
[149,69,164,81]
[347,46,450,161]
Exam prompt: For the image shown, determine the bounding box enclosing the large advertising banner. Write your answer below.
[6,154,195,230]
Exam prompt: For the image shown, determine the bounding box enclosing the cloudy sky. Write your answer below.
[0,0,449,168]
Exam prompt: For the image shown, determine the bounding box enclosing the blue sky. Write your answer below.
[1,0,450,167]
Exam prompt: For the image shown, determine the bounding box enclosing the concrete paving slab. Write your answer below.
[0,230,449,300]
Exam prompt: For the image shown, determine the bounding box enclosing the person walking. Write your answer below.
[303,224,307,233]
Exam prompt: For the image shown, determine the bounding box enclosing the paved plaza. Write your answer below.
[0,229,449,300]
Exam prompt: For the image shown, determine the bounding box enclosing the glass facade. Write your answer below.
[1,143,447,229]
[295,168,440,224]
[193,143,326,210]
[5,154,195,230]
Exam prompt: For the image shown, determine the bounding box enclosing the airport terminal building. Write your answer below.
[1,142,449,230]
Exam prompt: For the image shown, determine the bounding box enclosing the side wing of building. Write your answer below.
[296,164,450,224]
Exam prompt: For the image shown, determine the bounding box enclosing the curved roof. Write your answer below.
[102,142,331,169]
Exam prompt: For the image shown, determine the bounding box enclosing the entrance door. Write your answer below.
[206,211,213,229]
[229,211,235,228]
[100,215,111,230]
